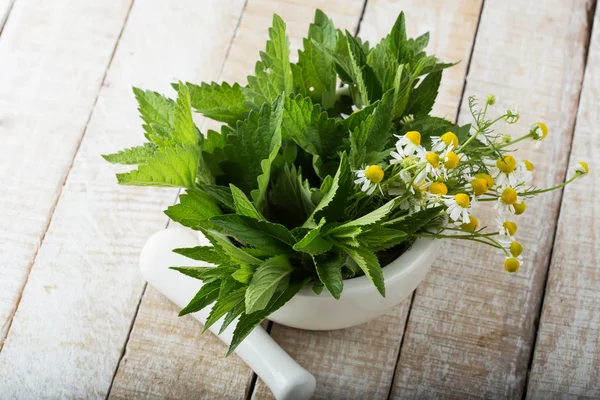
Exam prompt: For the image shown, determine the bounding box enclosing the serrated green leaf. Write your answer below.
[313,252,343,299]
[346,31,382,106]
[164,190,222,229]
[357,226,407,252]
[245,255,292,314]
[406,71,442,117]
[269,164,315,228]
[178,280,221,316]
[328,225,362,247]
[203,286,247,333]
[230,184,265,220]
[222,96,284,211]
[209,214,295,255]
[367,38,399,92]
[389,12,407,62]
[245,14,293,106]
[341,198,396,228]
[116,145,199,188]
[343,246,385,296]
[184,82,247,125]
[227,277,309,356]
[172,82,198,146]
[133,87,175,135]
[172,246,228,265]
[384,206,443,233]
[392,64,412,118]
[197,184,235,211]
[219,301,245,334]
[282,94,343,159]
[293,10,337,109]
[170,265,235,282]
[293,219,334,255]
[102,143,158,165]
[232,264,255,284]
[305,153,351,227]
[204,230,263,267]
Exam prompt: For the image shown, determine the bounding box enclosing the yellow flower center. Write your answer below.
[441,132,459,148]
[501,187,518,205]
[523,160,534,171]
[578,161,590,174]
[504,257,521,273]
[513,201,527,215]
[352,109,360,114]
[426,152,440,167]
[444,152,460,169]
[533,122,548,139]
[364,165,384,184]
[502,221,518,236]
[461,216,479,232]
[471,178,489,196]
[429,182,448,195]
[455,193,470,208]
[510,242,523,257]
[497,155,517,174]
[405,131,421,146]
[475,173,494,188]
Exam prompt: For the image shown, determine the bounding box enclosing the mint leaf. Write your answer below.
[172,246,228,265]
[389,12,408,63]
[219,301,245,334]
[343,246,385,296]
[102,143,158,165]
[245,14,293,107]
[116,145,199,188]
[293,10,337,109]
[392,64,412,118]
[197,184,235,211]
[133,87,175,135]
[313,252,343,299]
[245,255,292,314]
[170,265,234,282]
[222,96,284,211]
[172,82,199,146]
[383,206,443,234]
[282,94,342,159]
[358,226,407,252]
[185,82,247,125]
[204,230,263,267]
[232,264,255,284]
[367,39,399,92]
[178,280,221,316]
[339,198,396,228]
[228,277,309,355]
[203,286,247,333]
[293,219,334,255]
[305,153,351,227]
[406,71,442,117]
[209,214,295,255]
[269,164,315,228]
[345,31,382,106]
[230,184,265,220]
[164,190,222,229]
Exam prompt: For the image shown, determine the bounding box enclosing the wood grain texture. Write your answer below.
[526,6,600,399]
[391,1,594,398]
[110,1,366,398]
[0,0,131,346]
[0,1,245,398]
[0,0,14,32]
[252,1,483,398]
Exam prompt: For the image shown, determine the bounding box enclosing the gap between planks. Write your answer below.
[0,0,135,351]
[104,0,250,396]
[522,0,599,397]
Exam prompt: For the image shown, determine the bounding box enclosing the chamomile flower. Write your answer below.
[444,193,471,224]
[494,185,522,213]
[573,161,590,176]
[431,131,459,152]
[419,151,444,178]
[504,256,523,273]
[496,215,518,242]
[392,182,428,212]
[394,131,423,157]
[517,160,534,183]
[490,155,522,186]
[354,165,384,195]
[460,215,479,232]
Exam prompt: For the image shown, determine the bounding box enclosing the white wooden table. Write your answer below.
[0,0,598,398]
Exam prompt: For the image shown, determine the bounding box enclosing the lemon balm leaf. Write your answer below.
[102,143,157,165]
[245,255,293,314]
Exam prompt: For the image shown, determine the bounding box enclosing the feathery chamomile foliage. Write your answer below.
[104,11,588,354]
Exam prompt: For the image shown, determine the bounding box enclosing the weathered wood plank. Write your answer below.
[391,0,594,398]
[0,0,132,346]
[526,5,600,399]
[252,1,483,398]
[0,0,14,32]
[109,2,366,398]
[0,1,246,398]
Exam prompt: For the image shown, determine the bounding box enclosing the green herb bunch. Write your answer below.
[104,10,588,354]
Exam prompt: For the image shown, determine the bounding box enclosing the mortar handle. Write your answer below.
[140,228,316,400]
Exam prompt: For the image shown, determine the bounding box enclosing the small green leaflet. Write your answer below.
[345,31,382,106]
[132,87,175,135]
[230,184,265,220]
[338,198,396,228]
[203,286,247,333]
[384,206,443,234]
[196,184,235,211]
[343,246,385,296]
[305,153,351,227]
[219,302,245,334]
[313,252,343,299]
[170,265,234,283]
[357,226,407,252]
[232,264,255,284]
[228,278,309,355]
[245,14,293,107]
[185,81,248,125]
[172,82,199,146]
[116,145,199,188]
[209,214,295,255]
[164,190,222,230]
[204,230,263,267]
[178,280,221,316]
[102,143,157,165]
[245,255,292,314]
[172,246,228,265]
[406,71,442,117]
[269,164,315,228]
[293,218,334,255]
